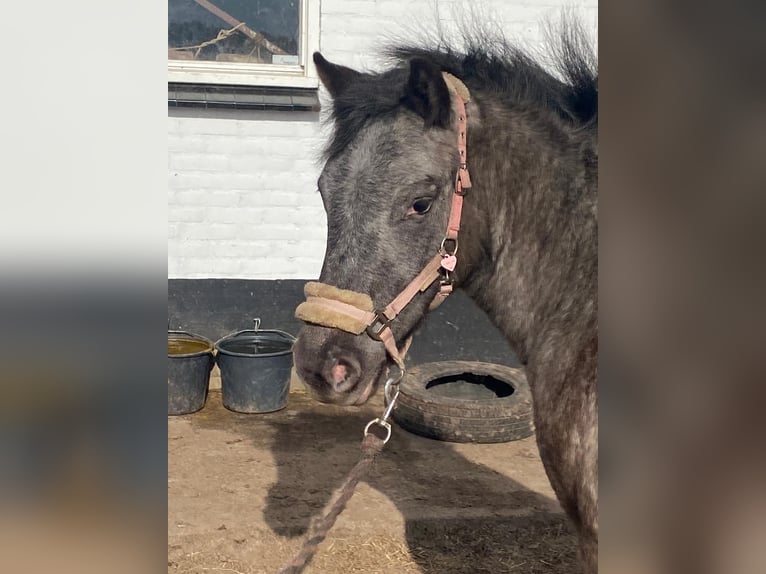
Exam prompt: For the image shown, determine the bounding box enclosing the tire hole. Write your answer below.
[425,372,514,399]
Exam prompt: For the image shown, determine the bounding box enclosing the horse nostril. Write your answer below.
[330,361,349,385]
[325,355,361,392]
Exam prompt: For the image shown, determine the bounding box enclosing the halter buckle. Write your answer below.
[366,311,391,341]
[456,164,471,194]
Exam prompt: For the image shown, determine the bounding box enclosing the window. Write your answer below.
[168,0,320,89]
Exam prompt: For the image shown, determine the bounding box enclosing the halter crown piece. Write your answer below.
[295,72,472,372]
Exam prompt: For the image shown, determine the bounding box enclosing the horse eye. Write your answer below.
[411,197,433,215]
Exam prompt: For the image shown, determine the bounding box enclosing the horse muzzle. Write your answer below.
[292,324,387,405]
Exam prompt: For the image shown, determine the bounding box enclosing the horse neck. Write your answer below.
[457,98,598,363]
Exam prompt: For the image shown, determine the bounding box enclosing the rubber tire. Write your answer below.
[392,361,534,443]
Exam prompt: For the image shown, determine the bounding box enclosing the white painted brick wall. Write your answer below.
[168,0,597,280]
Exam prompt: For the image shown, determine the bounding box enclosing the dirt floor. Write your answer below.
[168,381,578,574]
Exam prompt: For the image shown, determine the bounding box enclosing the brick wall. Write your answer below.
[168,0,597,280]
[168,109,327,279]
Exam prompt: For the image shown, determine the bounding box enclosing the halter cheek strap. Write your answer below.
[295,72,472,371]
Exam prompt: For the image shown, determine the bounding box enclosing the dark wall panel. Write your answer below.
[168,279,520,368]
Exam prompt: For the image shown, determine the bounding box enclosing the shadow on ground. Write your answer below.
[189,393,577,574]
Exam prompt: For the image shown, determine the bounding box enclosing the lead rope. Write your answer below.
[276,433,386,574]
[277,368,403,574]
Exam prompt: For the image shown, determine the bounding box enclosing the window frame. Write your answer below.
[167,0,320,89]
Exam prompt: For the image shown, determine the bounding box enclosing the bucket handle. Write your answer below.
[214,325,297,348]
[214,330,250,347]
[168,329,210,340]
[250,317,298,343]
[215,318,262,345]
[214,318,264,341]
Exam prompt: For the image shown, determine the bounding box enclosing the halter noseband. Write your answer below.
[295,72,472,373]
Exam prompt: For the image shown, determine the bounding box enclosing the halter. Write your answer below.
[295,72,472,409]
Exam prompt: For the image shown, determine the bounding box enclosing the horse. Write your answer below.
[292,23,598,572]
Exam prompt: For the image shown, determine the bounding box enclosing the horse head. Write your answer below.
[293,53,469,405]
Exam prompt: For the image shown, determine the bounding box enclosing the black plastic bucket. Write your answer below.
[168,330,214,415]
[215,326,296,414]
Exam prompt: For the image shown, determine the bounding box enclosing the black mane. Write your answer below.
[323,20,597,160]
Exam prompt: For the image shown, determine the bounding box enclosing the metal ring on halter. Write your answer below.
[439,237,459,256]
[364,418,392,444]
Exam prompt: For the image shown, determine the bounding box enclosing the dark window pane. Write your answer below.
[168,0,300,64]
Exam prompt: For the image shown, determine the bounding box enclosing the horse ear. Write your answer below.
[402,58,451,128]
[313,52,360,97]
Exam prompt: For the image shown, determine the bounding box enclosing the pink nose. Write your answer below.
[324,354,361,393]
[330,362,348,385]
